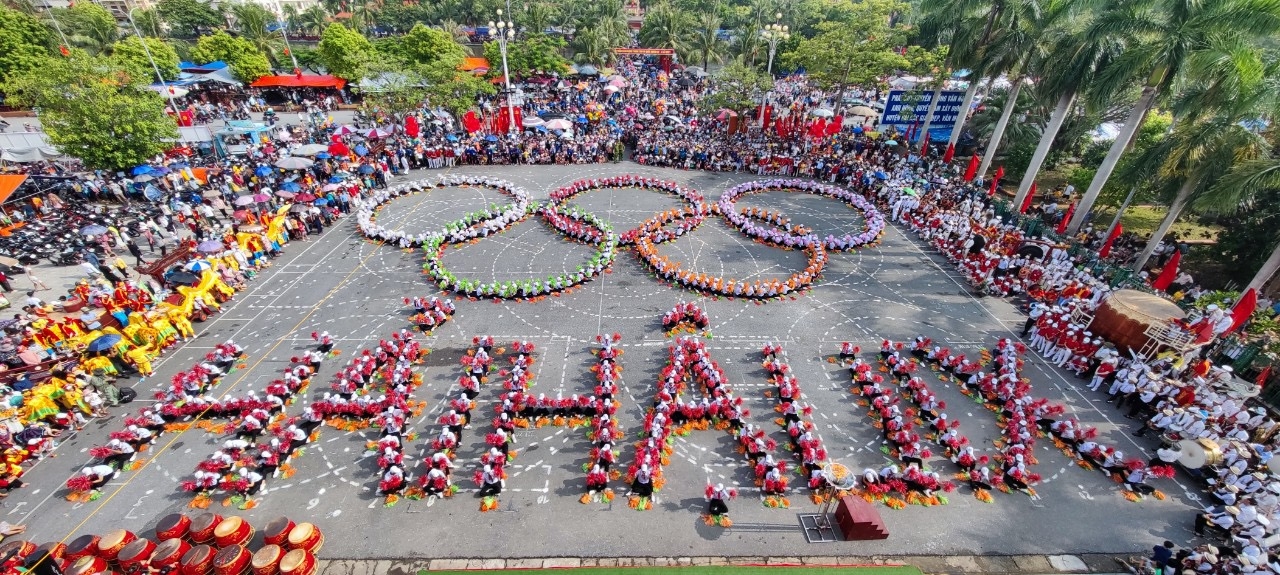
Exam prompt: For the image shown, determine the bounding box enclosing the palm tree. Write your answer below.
[1010,17,1123,210]
[1065,0,1280,234]
[520,1,554,34]
[688,12,725,69]
[730,25,761,64]
[914,0,1001,154]
[573,26,610,66]
[230,2,284,63]
[297,5,329,34]
[638,2,693,58]
[435,19,470,43]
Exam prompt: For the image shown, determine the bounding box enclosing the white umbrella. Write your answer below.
[292,143,329,156]
[849,106,876,117]
[544,119,572,131]
[274,157,314,170]
[810,108,835,118]
[603,85,620,93]
[333,125,357,135]
[522,117,546,127]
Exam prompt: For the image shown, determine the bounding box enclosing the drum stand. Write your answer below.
[799,486,840,543]
[1139,324,1196,359]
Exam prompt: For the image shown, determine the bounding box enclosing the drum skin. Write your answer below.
[1087,290,1186,354]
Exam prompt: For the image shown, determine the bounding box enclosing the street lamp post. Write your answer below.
[757,14,788,127]
[488,10,518,136]
[126,5,180,117]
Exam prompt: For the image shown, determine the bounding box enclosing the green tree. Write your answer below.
[191,29,271,83]
[295,5,328,34]
[133,8,165,37]
[397,23,466,67]
[688,13,726,69]
[518,1,555,34]
[157,0,223,37]
[316,22,372,80]
[422,60,497,117]
[57,2,119,55]
[782,20,907,89]
[638,2,693,59]
[483,34,570,77]
[354,55,427,118]
[1066,0,1280,234]
[2,52,178,169]
[228,2,283,64]
[291,45,324,73]
[697,59,772,114]
[572,26,612,66]
[111,35,180,82]
[0,7,52,84]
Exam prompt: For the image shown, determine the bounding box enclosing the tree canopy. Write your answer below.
[2,52,178,170]
[111,35,181,83]
[0,7,52,84]
[482,34,570,77]
[156,0,224,37]
[317,23,374,80]
[190,30,272,83]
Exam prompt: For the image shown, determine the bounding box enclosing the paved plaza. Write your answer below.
[9,163,1192,559]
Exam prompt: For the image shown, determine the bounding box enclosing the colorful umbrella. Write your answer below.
[196,240,225,253]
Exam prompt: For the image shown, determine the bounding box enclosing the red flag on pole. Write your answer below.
[942,143,955,163]
[963,155,980,182]
[1229,288,1258,333]
[1055,202,1076,234]
[1019,188,1035,213]
[920,131,930,153]
[1151,250,1182,290]
[1099,224,1122,258]
[988,165,1004,196]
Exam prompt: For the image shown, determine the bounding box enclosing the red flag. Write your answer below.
[1229,288,1258,333]
[1099,224,1122,258]
[988,166,1003,196]
[963,155,980,182]
[1151,250,1182,290]
[1257,365,1272,388]
[826,115,843,135]
[1055,202,1076,234]
[942,143,955,163]
[404,115,420,138]
[920,130,930,153]
[462,111,482,133]
[59,45,70,57]
[1019,188,1035,213]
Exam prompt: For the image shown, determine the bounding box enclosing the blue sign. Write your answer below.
[880,89,966,128]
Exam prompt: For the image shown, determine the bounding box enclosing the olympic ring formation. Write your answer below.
[356,175,885,301]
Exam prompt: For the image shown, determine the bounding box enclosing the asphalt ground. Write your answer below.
[0,160,1195,559]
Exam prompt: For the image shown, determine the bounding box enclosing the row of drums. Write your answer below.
[2,514,323,575]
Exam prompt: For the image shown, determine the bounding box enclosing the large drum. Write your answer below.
[97,529,137,562]
[180,545,216,575]
[34,541,67,566]
[1178,438,1225,468]
[66,556,108,575]
[212,546,250,575]
[189,514,223,546]
[65,535,101,562]
[117,538,157,571]
[151,539,190,569]
[1088,290,1187,354]
[250,546,283,575]
[156,513,192,542]
[261,518,294,548]
[277,550,315,575]
[284,524,321,555]
[0,540,37,563]
[213,517,254,548]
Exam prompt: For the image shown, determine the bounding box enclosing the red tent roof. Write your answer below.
[250,75,347,89]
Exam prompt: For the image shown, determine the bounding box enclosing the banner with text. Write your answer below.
[880,90,967,141]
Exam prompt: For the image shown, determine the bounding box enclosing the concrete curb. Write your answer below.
[315,554,1132,575]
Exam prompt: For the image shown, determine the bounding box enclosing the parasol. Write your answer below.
[293,144,329,156]
[80,225,108,236]
[86,334,123,353]
[185,260,212,272]
[196,240,225,253]
[274,157,314,170]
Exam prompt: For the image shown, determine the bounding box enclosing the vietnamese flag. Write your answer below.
[1055,202,1076,234]
[963,154,980,182]
[1099,224,1122,258]
[988,165,1004,196]
[942,143,955,163]
[1229,288,1258,333]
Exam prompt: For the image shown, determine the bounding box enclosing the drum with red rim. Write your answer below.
[118,538,157,571]
[284,524,321,555]
[67,555,108,575]
[277,550,315,575]
[97,529,137,562]
[261,518,294,548]
[151,539,190,569]
[212,546,250,575]
[189,514,222,545]
[213,517,254,548]
[180,545,215,575]
[34,541,67,565]
[156,513,192,542]
[65,534,101,562]
[0,540,37,563]
[249,545,282,575]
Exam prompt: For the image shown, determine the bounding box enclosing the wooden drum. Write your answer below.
[284,524,321,555]
[261,518,294,547]
[117,538,157,572]
[156,513,192,542]
[213,517,254,548]
[97,529,137,562]
[67,556,109,575]
[66,535,101,562]
[250,546,282,575]
[150,539,190,569]
[34,541,67,565]
[212,546,250,575]
[180,545,216,575]
[189,514,222,546]
[1087,290,1187,354]
[277,550,315,575]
